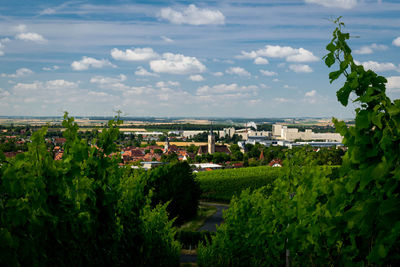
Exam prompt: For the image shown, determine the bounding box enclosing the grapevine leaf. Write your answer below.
[336,85,351,106]
[329,70,342,82]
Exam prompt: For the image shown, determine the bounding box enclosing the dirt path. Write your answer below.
[198,202,229,232]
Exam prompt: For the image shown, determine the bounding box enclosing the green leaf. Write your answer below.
[325,53,335,67]
[355,110,369,129]
[336,85,351,106]
[329,70,343,82]
[378,244,387,258]
[326,43,336,52]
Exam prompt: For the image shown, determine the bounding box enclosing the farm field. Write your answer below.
[196,166,282,202]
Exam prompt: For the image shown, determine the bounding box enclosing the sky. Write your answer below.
[0,0,400,118]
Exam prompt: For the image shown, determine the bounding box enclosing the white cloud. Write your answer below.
[40,8,56,15]
[305,90,317,97]
[90,75,128,91]
[213,72,223,77]
[13,80,78,92]
[111,47,158,61]
[45,80,78,89]
[71,56,116,71]
[213,58,234,64]
[156,81,180,88]
[197,83,257,95]
[355,60,398,72]
[392,37,400,47]
[1,68,34,78]
[273,78,279,82]
[354,43,387,54]
[42,65,59,71]
[226,67,250,77]
[0,38,10,56]
[150,53,206,74]
[289,64,313,73]
[304,0,358,9]
[274,97,291,103]
[239,45,318,63]
[0,88,10,98]
[14,24,27,33]
[189,74,204,81]
[161,36,174,43]
[158,4,225,25]
[254,57,269,65]
[134,66,158,76]
[16,32,47,43]
[260,70,277,76]
[13,82,41,91]
[90,74,127,84]
[387,76,400,91]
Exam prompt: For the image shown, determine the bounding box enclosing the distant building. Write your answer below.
[272,124,343,142]
[141,161,164,169]
[219,127,236,138]
[208,129,215,154]
[164,136,169,152]
[197,128,230,155]
[191,163,222,171]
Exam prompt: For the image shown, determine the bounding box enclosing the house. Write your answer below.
[269,159,283,167]
[141,161,164,169]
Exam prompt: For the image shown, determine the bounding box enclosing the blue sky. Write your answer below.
[1,0,400,118]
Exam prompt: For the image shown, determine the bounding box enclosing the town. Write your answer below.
[0,117,345,171]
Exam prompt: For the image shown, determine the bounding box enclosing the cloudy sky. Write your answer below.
[1,0,400,118]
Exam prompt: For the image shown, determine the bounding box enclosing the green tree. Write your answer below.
[140,161,201,225]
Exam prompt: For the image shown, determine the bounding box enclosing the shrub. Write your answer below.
[140,161,201,224]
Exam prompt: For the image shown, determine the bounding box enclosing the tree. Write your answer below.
[140,161,201,225]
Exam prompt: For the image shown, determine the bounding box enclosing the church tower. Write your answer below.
[164,136,169,153]
[208,124,215,154]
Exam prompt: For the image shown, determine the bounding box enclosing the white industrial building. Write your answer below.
[272,124,343,142]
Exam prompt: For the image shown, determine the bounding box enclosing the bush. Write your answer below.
[176,230,214,249]
[140,161,201,224]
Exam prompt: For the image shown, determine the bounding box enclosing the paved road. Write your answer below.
[180,254,197,263]
[180,202,229,264]
[198,202,229,232]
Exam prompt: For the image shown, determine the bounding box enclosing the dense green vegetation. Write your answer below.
[197,166,281,202]
[140,161,201,225]
[198,19,400,265]
[0,114,182,266]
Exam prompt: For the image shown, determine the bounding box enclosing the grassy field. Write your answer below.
[196,166,282,203]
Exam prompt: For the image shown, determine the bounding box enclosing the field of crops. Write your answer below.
[196,166,282,202]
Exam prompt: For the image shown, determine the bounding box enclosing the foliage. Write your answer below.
[176,230,215,250]
[161,152,179,162]
[140,161,202,225]
[198,18,400,265]
[198,149,333,266]
[0,112,180,266]
[197,166,281,202]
